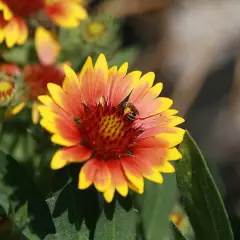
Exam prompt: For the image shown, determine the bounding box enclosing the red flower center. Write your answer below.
[79,103,142,159]
[24,65,65,100]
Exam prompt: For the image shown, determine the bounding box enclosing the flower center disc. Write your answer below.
[87,21,106,39]
[80,104,141,159]
[0,80,15,102]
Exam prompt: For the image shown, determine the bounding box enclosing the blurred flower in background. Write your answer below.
[0,63,26,119]
[0,0,88,48]
[24,26,64,124]
[38,54,185,202]
[0,1,28,48]
[170,202,194,239]
[84,19,107,42]
[59,14,121,69]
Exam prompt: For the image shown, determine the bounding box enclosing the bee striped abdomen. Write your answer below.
[127,111,137,121]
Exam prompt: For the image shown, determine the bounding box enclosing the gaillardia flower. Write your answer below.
[0,63,26,118]
[38,54,185,202]
[0,1,28,48]
[1,0,87,47]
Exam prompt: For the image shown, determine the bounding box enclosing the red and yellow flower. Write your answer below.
[23,26,64,124]
[38,54,185,202]
[0,1,28,48]
[1,0,87,47]
[0,63,26,117]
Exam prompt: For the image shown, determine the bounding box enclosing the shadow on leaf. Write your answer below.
[50,165,102,238]
[1,153,55,238]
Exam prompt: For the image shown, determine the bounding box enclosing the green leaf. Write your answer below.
[171,222,189,240]
[0,150,55,239]
[177,131,234,240]
[2,41,34,66]
[94,197,136,240]
[46,167,137,240]
[45,167,101,240]
[136,175,177,240]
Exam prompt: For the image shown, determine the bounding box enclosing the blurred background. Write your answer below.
[2,0,240,238]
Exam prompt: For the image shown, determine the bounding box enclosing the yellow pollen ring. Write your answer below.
[99,115,124,140]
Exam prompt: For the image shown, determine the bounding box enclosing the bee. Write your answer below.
[123,102,139,121]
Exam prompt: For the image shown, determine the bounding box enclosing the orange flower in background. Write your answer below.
[0,64,21,76]
[0,63,26,117]
[3,0,88,25]
[0,1,28,48]
[24,26,64,124]
[0,0,87,47]
[38,54,185,202]
[170,212,184,228]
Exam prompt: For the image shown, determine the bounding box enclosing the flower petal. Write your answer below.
[35,26,60,65]
[166,148,182,161]
[47,83,81,116]
[38,95,53,106]
[7,102,26,116]
[105,70,133,106]
[103,187,115,203]
[79,56,93,83]
[94,53,108,81]
[32,102,40,124]
[156,129,185,148]
[80,68,106,105]
[51,146,91,170]
[52,116,82,146]
[78,158,97,190]
[47,83,66,108]
[40,118,56,133]
[120,156,144,193]
[45,2,87,28]
[62,64,80,91]
[16,17,28,45]
[107,160,128,197]
[152,97,173,114]
[118,62,128,75]
[157,161,175,173]
[4,17,19,48]
[133,147,167,169]
[136,136,169,148]
[93,160,111,192]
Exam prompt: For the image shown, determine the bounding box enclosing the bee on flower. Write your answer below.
[0,0,88,47]
[38,54,185,202]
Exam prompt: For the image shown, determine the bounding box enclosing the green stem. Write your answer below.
[0,120,5,145]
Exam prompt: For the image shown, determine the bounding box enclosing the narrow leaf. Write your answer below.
[45,167,101,240]
[136,175,177,240]
[177,131,234,240]
[94,196,136,240]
